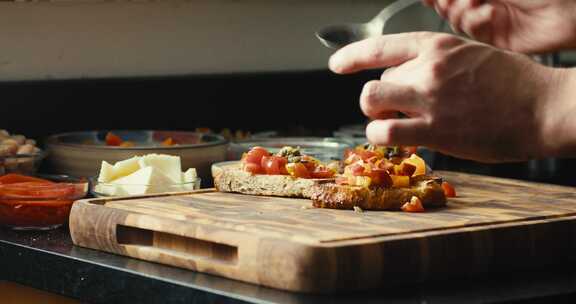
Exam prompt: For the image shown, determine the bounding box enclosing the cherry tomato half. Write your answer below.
[292,163,311,178]
[262,156,288,175]
[244,147,270,165]
[243,162,265,175]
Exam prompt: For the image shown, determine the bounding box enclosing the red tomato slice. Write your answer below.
[244,147,270,165]
[244,162,265,175]
[263,156,288,175]
[105,132,123,146]
[0,174,54,185]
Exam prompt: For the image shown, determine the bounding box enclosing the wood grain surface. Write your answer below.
[69,171,576,293]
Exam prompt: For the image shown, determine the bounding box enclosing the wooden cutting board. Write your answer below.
[69,171,576,294]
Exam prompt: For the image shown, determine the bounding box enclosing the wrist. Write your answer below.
[537,66,576,158]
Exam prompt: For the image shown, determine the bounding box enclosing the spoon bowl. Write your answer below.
[316,23,375,49]
[316,0,421,49]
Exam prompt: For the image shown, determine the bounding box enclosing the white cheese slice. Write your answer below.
[110,166,174,195]
[182,168,198,183]
[138,154,182,183]
[178,168,199,192]
[111,156,141,180]
[94,183,129,196]
[97,161,115,183]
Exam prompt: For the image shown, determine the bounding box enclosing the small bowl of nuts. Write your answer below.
[0,130,45,176]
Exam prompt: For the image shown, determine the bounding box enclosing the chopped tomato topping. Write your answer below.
[400,154,426,176]
[344,153,363,165]
[343,148,354,160]
[375,159,394,171]
[338,145,432,189]
[105,132,123,146]
[310,166,335,179]
[350,163,365,176]
[242,146,337,179]
[358,150,377,162]
[399,162,417,176]
[161,137,176,146]
[369,169,392,187]
[441,181,456,197]
[119,141,135,147]
[401,196,425,213]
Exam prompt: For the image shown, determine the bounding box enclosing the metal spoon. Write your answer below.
[316,0,422,49]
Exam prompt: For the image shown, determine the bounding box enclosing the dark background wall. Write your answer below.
[1,70,380,140]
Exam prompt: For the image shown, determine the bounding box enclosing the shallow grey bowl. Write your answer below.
[46,130,228,185]
[228,137,354,162]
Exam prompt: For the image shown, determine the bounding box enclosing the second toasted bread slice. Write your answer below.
[310,175,447,210]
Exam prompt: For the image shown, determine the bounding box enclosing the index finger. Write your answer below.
[329,32,425,74]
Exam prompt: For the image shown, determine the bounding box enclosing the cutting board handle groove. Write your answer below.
[116,225,238,265]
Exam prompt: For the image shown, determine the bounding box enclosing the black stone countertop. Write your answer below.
[2,227,576,303]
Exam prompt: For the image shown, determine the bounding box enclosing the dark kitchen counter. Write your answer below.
[2,226,576,304]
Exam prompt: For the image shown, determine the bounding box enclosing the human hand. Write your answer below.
[329,32,567,163]
[422,0,576,54]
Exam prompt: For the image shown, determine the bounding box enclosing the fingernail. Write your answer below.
[328,53,342,72]
[479,4,494,18]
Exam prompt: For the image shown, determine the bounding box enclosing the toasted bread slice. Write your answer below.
[310,175,447,210]
[213,163,333,198]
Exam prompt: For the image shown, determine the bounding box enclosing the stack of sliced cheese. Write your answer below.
[95,154,198,196]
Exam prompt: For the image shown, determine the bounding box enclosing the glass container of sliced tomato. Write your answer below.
[0,174,88,230]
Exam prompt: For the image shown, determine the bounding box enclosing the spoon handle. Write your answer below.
[373,0,421,23]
